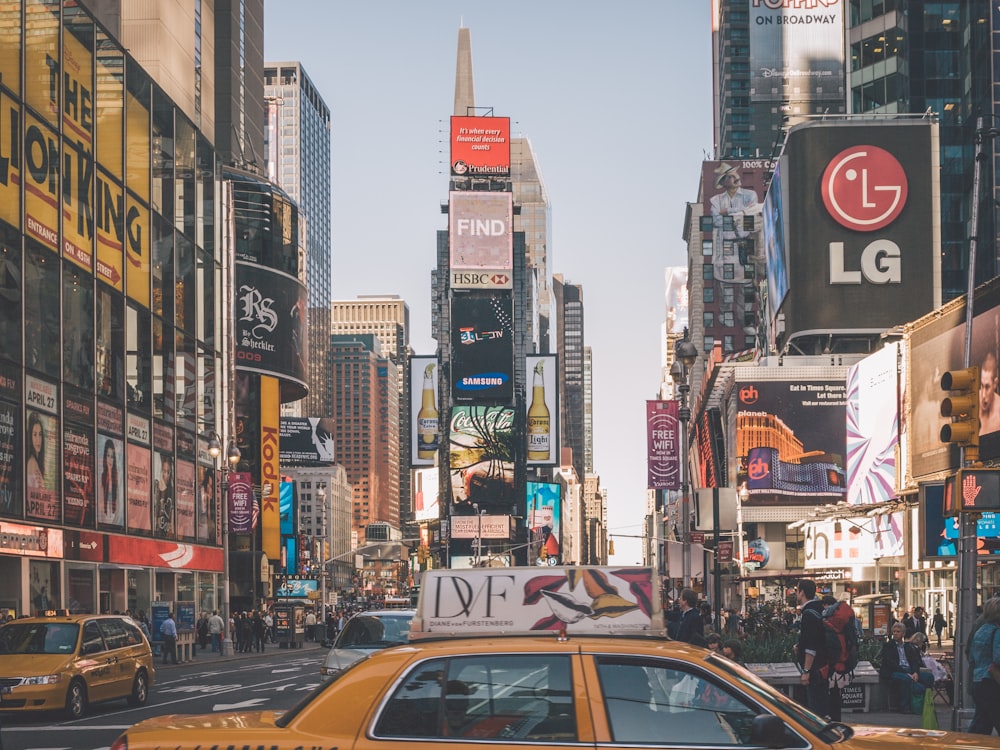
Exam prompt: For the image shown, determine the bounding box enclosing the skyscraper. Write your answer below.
[845,1,996,298]
[264,61,333,417]
[712,0,847,159]
[552,274,587,485]
[328,335,400,536]
[332,296,411,523]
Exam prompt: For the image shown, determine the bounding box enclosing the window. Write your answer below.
[596,657,758,745]
[704,312,715,329]
[703,287,715,304]
[702,239,714,256]
[703,264,714,281]
[80,621,106,656]
[723,286,735,304]
[703,336,715,353]
[723,335,735,353]
[722,264,735,280]
[374,654,576,741]
[700,215,713,232]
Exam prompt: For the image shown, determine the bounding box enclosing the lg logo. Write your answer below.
[822,145,907,285]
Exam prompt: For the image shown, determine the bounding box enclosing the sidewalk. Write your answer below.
[156,638,327,669]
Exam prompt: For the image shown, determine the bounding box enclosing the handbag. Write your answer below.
[921,688,938,730]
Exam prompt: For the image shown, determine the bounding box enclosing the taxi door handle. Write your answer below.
[106,656,118,664]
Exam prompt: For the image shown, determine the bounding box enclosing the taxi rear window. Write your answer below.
[0,622,79,655]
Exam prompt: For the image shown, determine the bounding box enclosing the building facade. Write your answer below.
[264,61,332,419]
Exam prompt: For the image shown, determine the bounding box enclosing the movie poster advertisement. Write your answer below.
[0,400,20,517]
[526,481,561,563]
[126,444,151,533]
[197,465,217,544]
[25,408,59,522]
[62,424,94,527]
[175,459,196,540]
[152,450,174,539]
[96,434,124,526]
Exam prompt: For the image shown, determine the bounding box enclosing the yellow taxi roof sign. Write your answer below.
[410,566,665,639]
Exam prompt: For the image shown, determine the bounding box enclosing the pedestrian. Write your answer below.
[305,609,317,642]
[160,611,178,665]
[913,606,928,637]
[675,588,706,646]
[933,608,947,648]
[264,610,274,643]
[879,622,932,714]
[252,611,266,653]
[238,612,253,653]
[794,579,829,719]
[968,596,1000,735]
[197,612,209,650]
[208,610,225,653]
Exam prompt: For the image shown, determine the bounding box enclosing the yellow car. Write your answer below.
[112,568,1000,750]
[0,612,155,719]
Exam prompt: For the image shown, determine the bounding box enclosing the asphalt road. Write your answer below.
[0,642,328,750]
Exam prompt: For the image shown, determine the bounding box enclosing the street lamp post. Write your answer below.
[671,331,699,590]
[472,503,484,568]
[208,431,241,656]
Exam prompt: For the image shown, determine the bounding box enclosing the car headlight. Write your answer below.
[21,674,62,685]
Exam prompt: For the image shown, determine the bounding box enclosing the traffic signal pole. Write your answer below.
[950,116,991,730]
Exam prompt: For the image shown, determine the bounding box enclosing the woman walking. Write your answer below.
[968,597,1000,735]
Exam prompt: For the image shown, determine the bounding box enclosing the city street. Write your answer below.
[0,643,328,750]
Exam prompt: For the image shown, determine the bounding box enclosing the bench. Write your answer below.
[746,661,880,712]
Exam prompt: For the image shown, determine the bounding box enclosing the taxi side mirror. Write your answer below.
[749,715,787,749]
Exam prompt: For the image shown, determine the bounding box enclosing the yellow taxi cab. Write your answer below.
[0,611,155,719]
[112,567,1000,750]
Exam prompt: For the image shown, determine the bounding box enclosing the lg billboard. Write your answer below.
[777,120,940,341]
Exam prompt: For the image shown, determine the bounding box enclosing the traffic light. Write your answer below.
[417,545,428,564]
[609,538,615,556]
[940,367,979,459]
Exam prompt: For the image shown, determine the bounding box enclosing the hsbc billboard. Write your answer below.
[449,192,514,290]
[777,119,940,339]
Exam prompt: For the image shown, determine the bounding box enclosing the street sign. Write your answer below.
[717,540,734,563]
[690,532,705,544]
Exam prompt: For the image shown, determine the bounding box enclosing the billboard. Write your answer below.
[410,356,440,467]
[846,344,899,505]
[448,406,516,508]
[450,115,510,177]
[646,400,680,490]
[450,295,514,403]
[227,471,254,534]
[526,481,561,563]
[412,467,440,522]
[803,512,903,569]
[260,377,280,558]
[665,267,689,334]
[779,120,939,341]
[701,160,771,287]
[234,263,309,401]
[762,156,789,319]
[749,0,845,104]
[737,378,847,498]
[450,514,511,539]
[449,192,513,273]
[279,417,335,465]
[526,355,558,466]
[908,280,1000,477]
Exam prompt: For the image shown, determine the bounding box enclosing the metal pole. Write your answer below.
[953,116,992,730]
[713,487,722,632]
[680,379,691,589]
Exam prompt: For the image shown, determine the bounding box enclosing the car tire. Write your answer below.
[127,670,149,707]
[65,679,87,720]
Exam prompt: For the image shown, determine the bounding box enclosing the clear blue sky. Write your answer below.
[264,1,714,564]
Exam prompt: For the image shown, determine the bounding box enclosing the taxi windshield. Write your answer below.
[707,654,848,742]
[0,622,80,655]
[337,615,411,649]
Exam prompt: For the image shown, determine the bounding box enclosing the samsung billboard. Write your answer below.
[450,295,514,403]
[778,120,940,344]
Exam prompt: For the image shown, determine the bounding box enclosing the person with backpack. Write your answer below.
[794,580,829,718]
